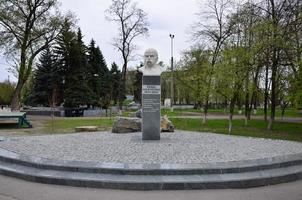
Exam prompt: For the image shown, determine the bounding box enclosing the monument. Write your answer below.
[140,48,162,140]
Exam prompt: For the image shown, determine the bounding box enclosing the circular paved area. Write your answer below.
[0,131,302,164]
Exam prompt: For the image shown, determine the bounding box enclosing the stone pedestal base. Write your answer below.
[142,76,161,140]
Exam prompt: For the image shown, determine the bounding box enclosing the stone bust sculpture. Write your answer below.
[140,48,162,76]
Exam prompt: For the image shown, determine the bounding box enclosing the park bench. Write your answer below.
[0,112,32,128]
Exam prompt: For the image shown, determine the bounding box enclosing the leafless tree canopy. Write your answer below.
[106,0,148,62]
[192,0,235,48]
[106,0,149,109]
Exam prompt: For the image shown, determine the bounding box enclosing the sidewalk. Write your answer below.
[0,175,302,200]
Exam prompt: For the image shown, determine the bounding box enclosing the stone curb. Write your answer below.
[0,159,302,190]
[0,148,302,190]
[0,148,302,175]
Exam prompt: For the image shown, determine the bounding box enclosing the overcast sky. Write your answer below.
[0,0,204,81]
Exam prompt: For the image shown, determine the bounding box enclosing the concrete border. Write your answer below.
[0,147,302,190]
[0,148,302,175]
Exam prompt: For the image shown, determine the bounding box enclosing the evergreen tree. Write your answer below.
[63,28,92,107]
[97,47,110,101]
[53,19,76,106]
[54,19,76,79]
[87,40,100,106]
[133,68,142,104]
[29,47,62,106]
[87,40,110,107]
[110,62,122,105]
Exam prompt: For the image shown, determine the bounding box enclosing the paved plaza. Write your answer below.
[0,131,302,190]
[0,131,302,164]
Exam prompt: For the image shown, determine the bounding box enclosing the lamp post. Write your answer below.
[169,34,175,112]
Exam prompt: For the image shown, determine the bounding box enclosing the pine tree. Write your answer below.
[30,47,62,106]
[87,40,110,107]
[110,62,122,105]
[63,28,92,107]
[133,69,142,104]
[97,47,110,101]
[54,19,76,79]
[87,40,111,112]
[53,19,76,106]
[87,40,100,106]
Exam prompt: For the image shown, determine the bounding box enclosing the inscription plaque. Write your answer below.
[142,76,161,140]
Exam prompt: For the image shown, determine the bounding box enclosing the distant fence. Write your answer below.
[23,110,63,117]
[20,106,120,117]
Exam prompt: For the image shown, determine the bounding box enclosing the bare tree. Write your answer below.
[106,0,149,110]
[0,0,64,111]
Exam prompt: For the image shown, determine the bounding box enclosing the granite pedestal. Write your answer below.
[142,76,161,140]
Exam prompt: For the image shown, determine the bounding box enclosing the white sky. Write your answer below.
[0,0,204,81]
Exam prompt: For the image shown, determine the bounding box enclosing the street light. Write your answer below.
[169,34,175,112]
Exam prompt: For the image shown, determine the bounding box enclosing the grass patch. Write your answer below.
[161,109,183,117]
[161,107,301,117]
[121,111,133,117]
[42,117,302,142]
[171,118,302,142]
[253,108,301,117]
[2,113,298,142]
[43,117,114,133]
[120,108,301,118]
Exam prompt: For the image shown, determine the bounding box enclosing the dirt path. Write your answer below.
[0,115,51,137]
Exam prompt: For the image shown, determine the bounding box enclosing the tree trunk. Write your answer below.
[224,99,228,113]
[10,80,24,111]
[245,71,249,124]
[203,113,207,124]
[245,116,248,126]
[228,97,236,135]
[229,101,234,135]
[202,101,208,124]
[118,83,125,110]
[281,107,285,120]
[247,65,261,122]
[253,96,257,110]
[267,62,276,130]
[264,64,269,121]
[228,113,233,135]
[281,102,288,120]
[118,63,127,110]
[267,0,278,131]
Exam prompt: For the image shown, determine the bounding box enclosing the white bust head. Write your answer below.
[144,48,158,68]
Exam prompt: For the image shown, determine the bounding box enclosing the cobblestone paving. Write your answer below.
[0,131,302,164]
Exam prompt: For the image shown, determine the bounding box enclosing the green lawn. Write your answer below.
[171,118,302,142]
[161,107,302,117]
[2,114,300,142]
[42,117,302,142]
[43,118,114,133]
[252,108,301,117]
